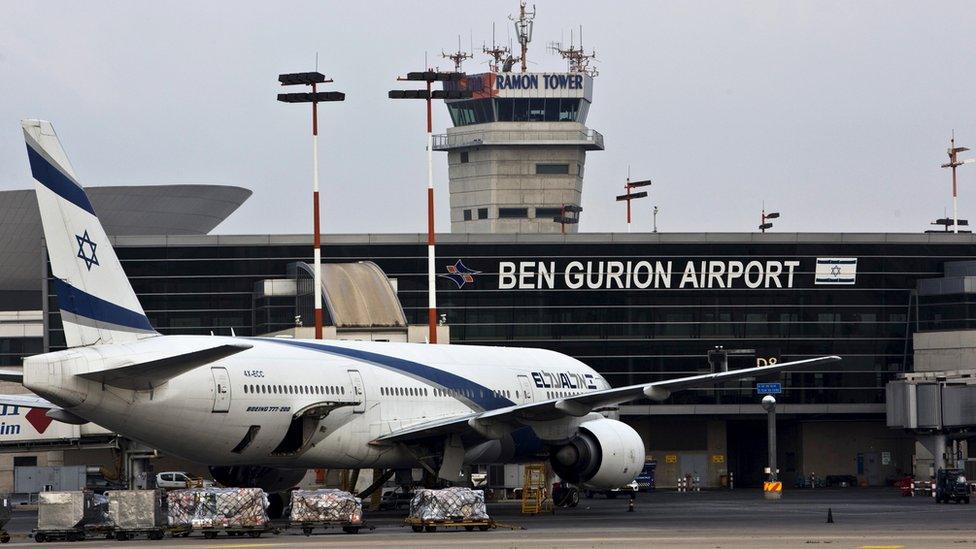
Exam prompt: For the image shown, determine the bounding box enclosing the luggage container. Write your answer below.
[32,491,109,542]
[107,489,167,540]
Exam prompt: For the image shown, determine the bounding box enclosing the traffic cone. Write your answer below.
[826,508,834,524]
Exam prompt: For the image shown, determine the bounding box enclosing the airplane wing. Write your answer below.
[76,342,252,390]
[373,355,840,444]
[0,369,23,383]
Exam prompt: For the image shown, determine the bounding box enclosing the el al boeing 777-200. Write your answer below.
[0,119,840,506]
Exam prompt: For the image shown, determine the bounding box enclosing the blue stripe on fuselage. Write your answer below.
[25,143,96,215]
[262,339,515,411]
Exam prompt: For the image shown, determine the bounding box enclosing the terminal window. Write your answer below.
[495,98,581,122]
[463,209,472,221]
[460,151,469,163]
[535,207,563,219]
[536,163,570,175]
[499,208,528,218]
[449,98,584,126]
[477,207,488,219]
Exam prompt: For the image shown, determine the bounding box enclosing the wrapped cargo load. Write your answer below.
[166,489,196,527]
[37,491,101,530]
[408,488,488,521]
[289,489,362,524]
[108,490,166,529]
[166,487,268,529]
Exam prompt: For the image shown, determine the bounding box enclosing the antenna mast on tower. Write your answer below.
[442,35,473,72]
[484,22,516,73]
[550,26,598,76]
[510,1,535,73]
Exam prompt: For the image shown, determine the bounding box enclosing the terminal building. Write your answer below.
[8,225,976,489]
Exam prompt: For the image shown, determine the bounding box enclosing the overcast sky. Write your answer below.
[2,1,975,234]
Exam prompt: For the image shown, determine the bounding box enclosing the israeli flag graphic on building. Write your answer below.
[815,258,858,285]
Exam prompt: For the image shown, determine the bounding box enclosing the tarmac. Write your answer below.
[5,488,975,548]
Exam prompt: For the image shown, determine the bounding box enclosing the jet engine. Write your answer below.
[549,418,644,489]
[208,465,306,493]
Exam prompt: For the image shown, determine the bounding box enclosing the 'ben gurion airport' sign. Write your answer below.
[484,258,859,290]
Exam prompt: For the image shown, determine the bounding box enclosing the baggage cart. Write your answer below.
[404,516,496,533]
[290,519,371,536]
[198,524,279,539]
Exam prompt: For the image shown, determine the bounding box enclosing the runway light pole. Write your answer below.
[941,133,975,234]
[616,176,651,232]
[277,71,345,340]
[389,70,471,344]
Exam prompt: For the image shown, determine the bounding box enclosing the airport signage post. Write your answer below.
[761,395,781,500]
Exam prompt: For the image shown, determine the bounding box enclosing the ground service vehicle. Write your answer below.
[935,469,971,504]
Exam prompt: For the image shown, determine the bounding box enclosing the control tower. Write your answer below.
[433,6,603,233]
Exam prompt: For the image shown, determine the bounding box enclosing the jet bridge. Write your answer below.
[257,261,448,343]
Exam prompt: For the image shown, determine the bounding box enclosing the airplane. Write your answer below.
[0,119,840,510]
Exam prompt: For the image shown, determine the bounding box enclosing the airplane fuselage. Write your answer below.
[24,336,609,468]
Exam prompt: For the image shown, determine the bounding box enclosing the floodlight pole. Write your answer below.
[278,71,344,340]
[942,134,973,234]
[625,178,632,233]
[390,70,471,343]
[425,78,437,345]
[311,82,324,339]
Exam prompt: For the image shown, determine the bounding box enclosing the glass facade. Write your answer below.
[447,98,585,126]
[43,235,976,413]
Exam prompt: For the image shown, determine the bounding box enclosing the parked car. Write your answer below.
[935,468,971,504]
[155,471,212,490]
[585,480,639,499]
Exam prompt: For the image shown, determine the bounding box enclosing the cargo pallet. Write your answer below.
[404,517,495,533]
[112,527,166,541]
[290,520,370,536]
[198,525,278,539]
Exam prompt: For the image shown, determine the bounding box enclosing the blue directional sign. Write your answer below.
[757,383,782,395]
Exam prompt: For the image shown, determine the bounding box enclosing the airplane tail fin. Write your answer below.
[22,119,157,347]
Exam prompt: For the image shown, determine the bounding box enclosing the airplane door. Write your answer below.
[517,375,534,404]
[211,367,231,413]
[347,370,366,413]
